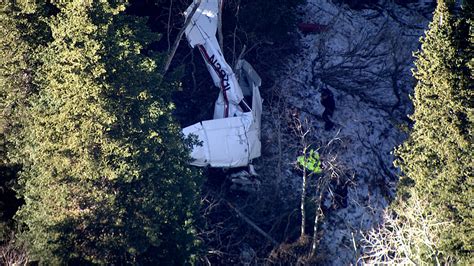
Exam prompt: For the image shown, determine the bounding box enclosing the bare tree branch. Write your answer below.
[162,0,201,75]
[218,0,224,53]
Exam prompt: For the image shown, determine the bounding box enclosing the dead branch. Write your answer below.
[227,201,279,246]
[0,231,29,266]
[162,0,201,75]
[310,130,346,256]
[218,0,224,53]
[359,195,454,265]
[166,0,173,51]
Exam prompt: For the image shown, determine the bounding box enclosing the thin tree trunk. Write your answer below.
[300,148,307,237]
[310,199,322,256]
[311,177,330,256]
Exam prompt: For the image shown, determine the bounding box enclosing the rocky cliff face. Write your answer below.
[258,0,432,264]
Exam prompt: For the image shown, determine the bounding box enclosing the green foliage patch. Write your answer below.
[2,1,202,264]
[393,1,473,263]
[297,149,322,174]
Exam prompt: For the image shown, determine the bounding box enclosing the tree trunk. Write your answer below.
[311,176,330,256]
[300,154,307,237]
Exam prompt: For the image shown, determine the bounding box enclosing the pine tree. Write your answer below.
[394,0,473,263]
[13,1,201,264]
[0,2,27,239]
[1,2,52,156]
[0,1,52,240]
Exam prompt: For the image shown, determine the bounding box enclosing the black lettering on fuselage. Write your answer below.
[209,54,218,65]
[208,54,231,91]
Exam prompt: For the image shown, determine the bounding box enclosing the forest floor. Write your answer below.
[200,0,433,265]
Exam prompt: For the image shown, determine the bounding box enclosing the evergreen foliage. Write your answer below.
[11,1,200,264]
[0,2,26,240]
[394,0,473,263]
[1,2,52,156]
[0,1,52,240]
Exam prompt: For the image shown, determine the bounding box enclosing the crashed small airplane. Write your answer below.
[182,0,263,175]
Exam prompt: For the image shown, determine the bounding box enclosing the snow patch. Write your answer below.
[259,0,431,264]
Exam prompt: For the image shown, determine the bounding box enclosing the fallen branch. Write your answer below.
[226,201,278,246]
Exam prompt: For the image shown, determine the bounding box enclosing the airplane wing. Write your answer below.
[182,60,262,168]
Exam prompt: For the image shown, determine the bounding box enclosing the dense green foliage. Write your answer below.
[1,0,305,262]
[394,0,473,263]
[0,1,52,241]
[0,2,52,155]
[0,2,27,240]
[2,1,201,264]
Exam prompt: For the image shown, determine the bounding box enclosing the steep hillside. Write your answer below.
[256,0,433,264]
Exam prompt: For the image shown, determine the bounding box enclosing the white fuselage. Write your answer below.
[182,0,262,168]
